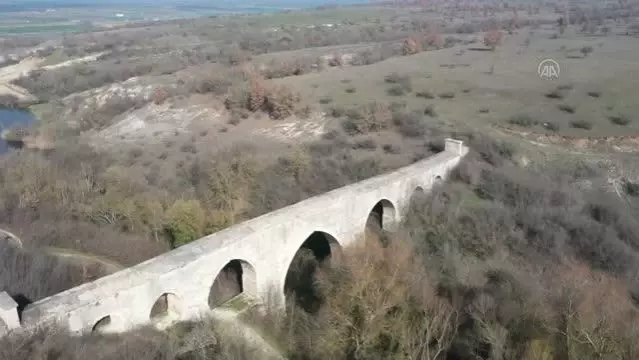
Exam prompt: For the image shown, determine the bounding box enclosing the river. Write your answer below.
[0,109,37,154]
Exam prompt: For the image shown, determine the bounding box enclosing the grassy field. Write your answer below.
[277,26,639,141]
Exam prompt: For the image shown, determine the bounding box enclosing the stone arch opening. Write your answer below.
[208,259,257,309]
[366,199,397,233]
[284,231,341,314]
[434,175,443,184]
[92,315,112,333]
[149,293,181,329]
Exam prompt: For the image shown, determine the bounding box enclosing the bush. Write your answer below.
[319,97,333,104]
[543,122,560,131]
[387,85,407,96]
[180,143,197,154]
[382,143,402,154]
[623,179,639,196]
[438,91,455,99]
[545,90,564,99]
[484,29,503,50]
[384,73,412,92]
[329,106,347,118]
[402,36,422,55]
[228,113,241,125]
[608,115,631,126]
[353,137,378,150]
[423,105,437,117]
[508,114,538,127]
[415,91,434,99]
[571,120,593,129]
[128,148,144,159]
[558,104,576,113]
[393,110,428,138]
[341,102,391,135]
[587,91,601,98]
[264,85,300,119]
[344,87,357,94]
[165,199,207,248]
[580,45,594,57]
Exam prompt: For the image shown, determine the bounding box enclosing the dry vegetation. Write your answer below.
[2,0,639,357]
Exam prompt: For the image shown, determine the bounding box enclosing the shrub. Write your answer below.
[571,120,593,129]
[382,143,402,154]
[587,91,601,98]
[128,148,143,159]
[387,85,407,96]
[581,45,594,57]
[608,115,631,126]
[341,102,391,135]
[508,114,538,127]
[329,106,347,118]
[389,101,407,112]
[344,87,357,93]
[484,29,503,50]
[438,91,456,99]
[545,90,564,99]
[151,88,169,105]
[165,199,207,248]
[180,143,197,154]
[384,73,412,92]
[264,85,300,119]
[353,137,378,150]
[393,110,428,138]
[402,36,422,55]
[479,107,490,113]
[623,179,639,196]
[543,122,560,131]
[319,97,333,104]
[558,104,576,113]
[228,113,241,125]
[247,75,267,111]
[423,105,437,117]
[415,91,434,99]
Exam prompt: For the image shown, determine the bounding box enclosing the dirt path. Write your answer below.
[493,125,639,155]
[41,246,125,273]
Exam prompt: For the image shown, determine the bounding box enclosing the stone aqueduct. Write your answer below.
[0,139,468,337]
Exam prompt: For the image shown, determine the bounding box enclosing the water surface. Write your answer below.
[0,109,37,154]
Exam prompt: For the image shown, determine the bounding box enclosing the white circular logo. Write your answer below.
[538,58,560,80]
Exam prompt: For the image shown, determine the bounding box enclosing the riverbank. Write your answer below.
[0,108,46,153]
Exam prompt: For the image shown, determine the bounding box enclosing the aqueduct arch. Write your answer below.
[208,259,257,308]
[366,199,398,233]
[149,293,181,329]
[284,231,341,313]
[92,315,112,333]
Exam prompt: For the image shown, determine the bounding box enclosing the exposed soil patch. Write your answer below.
[252,112,328,141]
[89,102,222,147]
[496,125,639,153]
